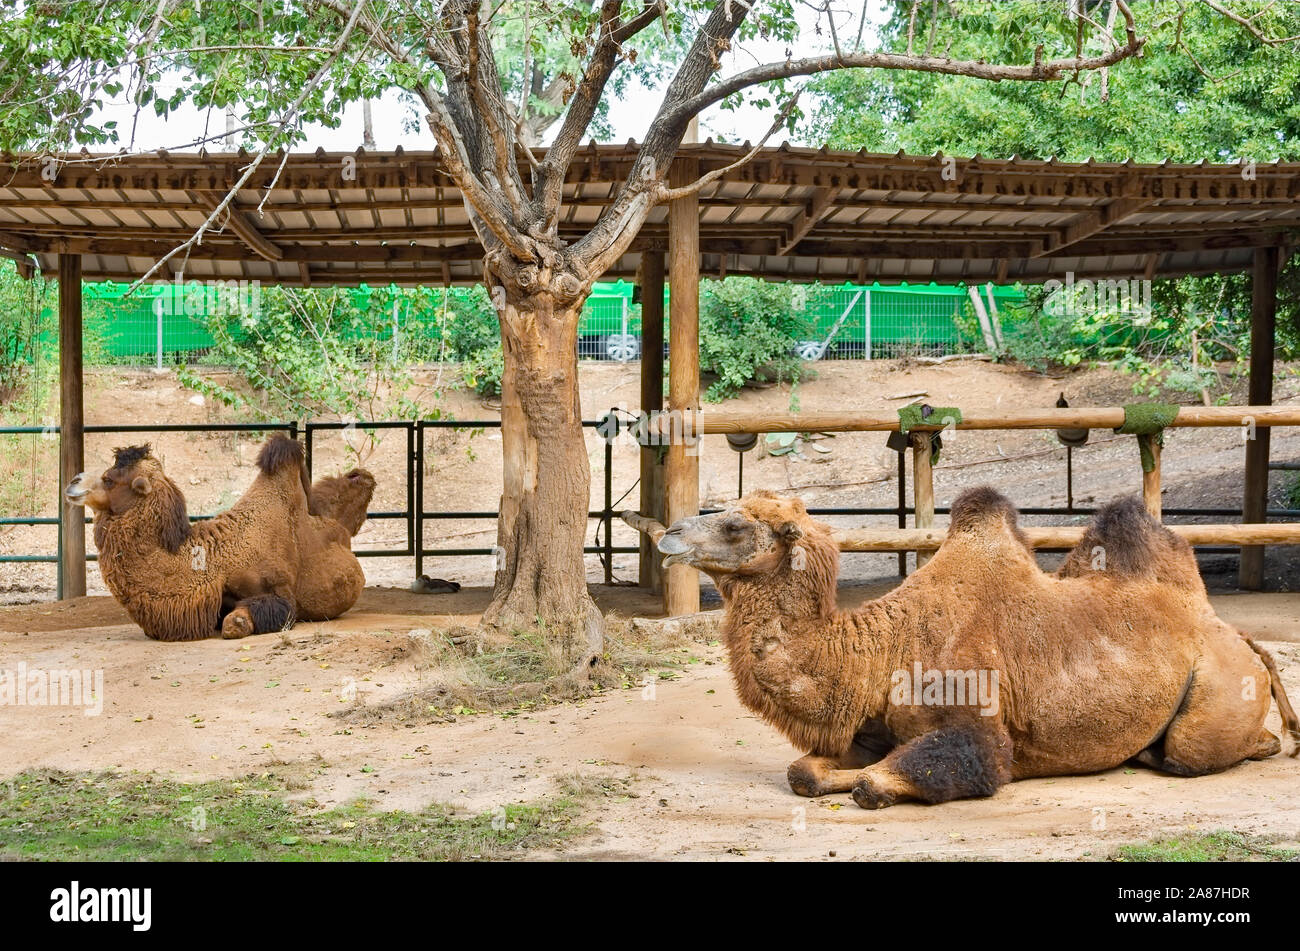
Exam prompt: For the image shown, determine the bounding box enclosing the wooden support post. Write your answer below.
[58,253,86,599]
[638,251,666,592]
[1139,434,1162,520]
[911,432,935,568]
[665,159,700,616]
[1241,245,1279,589]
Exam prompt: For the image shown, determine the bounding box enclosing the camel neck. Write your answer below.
[94,478,191,557]
[715,571,897,750]
[719,567,832,624]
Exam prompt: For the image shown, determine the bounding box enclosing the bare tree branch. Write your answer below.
[654,90,801,202]
[128,0,370,289]
[662,17,1146,130]
[571,0,754,277]
[1202,0,1300,46]
[535,0,665,226]
[314,0,534,260]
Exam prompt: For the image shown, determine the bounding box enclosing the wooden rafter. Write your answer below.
[1034,194,1155,257]
[776,186,839,256]
[0,145,1294,287]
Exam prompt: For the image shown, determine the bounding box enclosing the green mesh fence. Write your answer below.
[71,279,1022,365]
[793,283,1026,360]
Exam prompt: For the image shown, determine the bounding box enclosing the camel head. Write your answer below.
[65,444,162,515]
[658,491,832,579]
[65,444,190,552]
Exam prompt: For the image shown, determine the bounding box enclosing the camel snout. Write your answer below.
[658,526,695,566]
[64,473,91,505]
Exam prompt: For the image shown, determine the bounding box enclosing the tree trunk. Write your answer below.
[362,99,376,150]
[481,284,603,669]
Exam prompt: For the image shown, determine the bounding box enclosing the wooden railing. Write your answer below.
[633,404,1300,554]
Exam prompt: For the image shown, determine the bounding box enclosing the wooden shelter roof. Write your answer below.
[1,142,1297,286]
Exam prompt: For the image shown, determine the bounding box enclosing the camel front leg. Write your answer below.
[850,725,1009,809]
[788,724,895,797]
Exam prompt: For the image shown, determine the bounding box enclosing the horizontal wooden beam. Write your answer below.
[661,405,1300,436]
[620,512,1300,553]
[839,523,1300,551]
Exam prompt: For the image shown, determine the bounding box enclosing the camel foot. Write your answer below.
[221,608,253,639]
[851,775,899,810]
[787,765,821,798]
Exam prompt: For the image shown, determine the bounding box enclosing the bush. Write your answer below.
[175,285,438,427]
[698,278,826,402]
[462,344,504,399]
[0,261,55,406]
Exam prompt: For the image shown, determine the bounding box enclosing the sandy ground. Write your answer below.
[4,584,1300,861]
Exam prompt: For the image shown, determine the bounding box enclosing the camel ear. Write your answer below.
[778,520,804,542]
[131,475,152,495]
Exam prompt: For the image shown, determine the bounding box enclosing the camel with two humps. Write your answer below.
[64,435,375,641]
[656,488,1299,808]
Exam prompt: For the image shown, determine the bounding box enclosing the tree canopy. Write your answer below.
[805,0,1300,162]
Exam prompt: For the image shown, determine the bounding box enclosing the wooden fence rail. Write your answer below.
[636,402,1300,571]
[622,513,1300,552]
[651,405,1300,436]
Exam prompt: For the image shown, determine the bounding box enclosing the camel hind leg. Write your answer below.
[1243,636,1300,757]
[1151,633,1274,775]
[221,594,296,639]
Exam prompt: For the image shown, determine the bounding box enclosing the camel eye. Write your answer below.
[101,476,114,488]
[724,518,747,536]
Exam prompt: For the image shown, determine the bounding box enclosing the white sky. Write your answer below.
[91,2,890,153]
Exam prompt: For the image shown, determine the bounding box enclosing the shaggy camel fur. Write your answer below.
[658,488,1299,808]
[309,468,376,537]
[64,436,373,641]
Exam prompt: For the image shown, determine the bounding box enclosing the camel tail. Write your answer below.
[1245,636,1300,757]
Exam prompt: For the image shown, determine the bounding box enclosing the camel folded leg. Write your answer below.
[850,725,1009,809]
[788,723,895,797]
[221,594,297,639]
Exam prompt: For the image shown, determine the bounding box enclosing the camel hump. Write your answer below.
[256,434,305,476]
[949,486,1021,534]
[1058,496,1199,586]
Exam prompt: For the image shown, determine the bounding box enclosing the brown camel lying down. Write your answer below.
[64,436,375,641]
[657,487,1300,808]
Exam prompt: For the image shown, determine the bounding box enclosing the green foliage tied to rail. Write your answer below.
[1116,403,1180,472]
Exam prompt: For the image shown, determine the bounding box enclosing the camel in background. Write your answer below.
[64,435,374,641]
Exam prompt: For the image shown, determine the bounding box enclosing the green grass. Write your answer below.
[1112,830,1299,863]
[0,769,589,861]
[1286,473,1300,512]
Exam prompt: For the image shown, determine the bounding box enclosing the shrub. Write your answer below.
[698,277,825,402]
[175,285,439,430]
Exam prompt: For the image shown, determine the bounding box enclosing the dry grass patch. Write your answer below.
[334,612,720,724]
